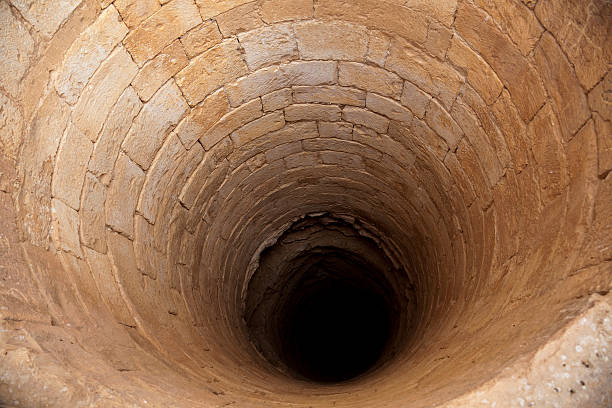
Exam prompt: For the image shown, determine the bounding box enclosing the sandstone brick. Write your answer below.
[115,0,160,29]
[302,138,381,161]
[295,21,368,61]
[215,2,262,37]
[225,61,337,107]
[404,0,456,26]
[0,92,23,160]
[400,81,430,119]
[285,104,342,122]
[527,104,567,206]
[533,33,590,142]
[175,89,230,149]
[262,89,293,112]
[55,5,128,104]
[366,31,390,67]
[261,0,313,23]
[82,246,136,326]
[455,138,492,205]
[73,47,138,142]
[122,80,189,170]
[455,2,546,121]
[200,98,263,149]
[10,0,81,38]
[89,87,143,185]
[447,36,503,105]
[51,198,82,258]
[123,0,201,65]
[52,123,94,210]
[285,151,320,169]
[180,20,223,58]
[195,0,251,19]
[106,152,145,238]
[293,86,365,107]
[0,2,34,96]
[593,112,612,177]
[366,93,413,124]
[238,23,297,71]
[80,173,107,253]
[132,40,189,102]
[342,107,389,133]
[354,127,415,167]
[473,0,543,55]
[265,141,303,162]
[319,122,353,140]
[535,0,609,90]
[138,134,186,224]
[386,38,463,109]
[231,112,286,147]
[425,99,463,150]
[314,0,428,45]
[320,151,364,169]
[338,62,403,99]
[176,39,248,106]
[424,21,452,59]
[452,100,503,186]
[444,153,476,206]
[491,90,529,171]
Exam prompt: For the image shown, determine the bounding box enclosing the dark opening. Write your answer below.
[244,214,411,384]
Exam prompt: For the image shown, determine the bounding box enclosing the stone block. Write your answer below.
[230,111,286,147]
[200,98,263,150]
[195,0,252,19]
[51,198,82,258]
[342,107,389,133]
[425,99,463,150]
[115,0,160,29]
[261,0,313,22]
[285,104,342,122]
[318,122,353,140]
[238,23,298,70]
[366,93,413,124]
[400,81,430,119]
[180,20,223,58]
[338,62,403,99]
[105,153,145,238]
[295,21,368,61]
[175,89,230,149]
[293,86,365,106]
[0,2,34,96]
[366,30,390,67]
[80,173,107,253]
[9,0,81,37]
[262,89,293,112]
[215,2,262,36]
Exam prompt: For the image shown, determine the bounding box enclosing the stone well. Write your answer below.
[0,0,611,407]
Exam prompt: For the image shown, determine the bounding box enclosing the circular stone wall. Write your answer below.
[0,0,611,407]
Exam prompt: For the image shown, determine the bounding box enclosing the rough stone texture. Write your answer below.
[2,1,611,407]
[176,38,248,105]
[123,0,201,65]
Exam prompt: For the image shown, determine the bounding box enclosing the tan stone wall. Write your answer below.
[0,0,610,407]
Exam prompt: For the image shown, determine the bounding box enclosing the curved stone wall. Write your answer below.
[0,0,611,407]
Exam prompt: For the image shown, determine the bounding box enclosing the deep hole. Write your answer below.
[244,214,410,384]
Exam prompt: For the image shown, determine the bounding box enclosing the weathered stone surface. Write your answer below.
[425,99,463,150]
[180,20,223,59]
[9,0,81,38]
[455,2,546,121]
[366,93,413,124]
[215,2,262,37]
[225,61,337,107]
[115,0,160,29]
[138,133,185,224]
[424,21,452,59]
[194,0,252,19]
[51,198,82,258]
[400,81,430,119]
[491,90,528,171]
[447,36,503,105]
[342,107,389,133]
[262,88,293,112]
[0,92,23,160]
[80,173,107,253]
[89,87,143,185]
[175,89,230,149]
[52,123,94,210]
[533,33,590,142]
[123,0,201,65]
[339,62,403,99]
[55,5,128,104]
[105,152,145,238]
[285,151,320,168]
[73,46,139,141]
[231,112,286,147]
[293,86,365,107]
[132,40,189,102]
[200,98,263,149]
[386,38,463,109]
[319,121,353,140]
[366,31,390,67]
[0,13,32,88]
[588,72,612,176]
[238,23,297,71]
[285,104,342,122]
[261,0,313,23]
[404,0,456,26]
[265,141,303,162]
[295,21,368,61]
[535,0,609,90]
[122,80,189,170]
[176,39,248,106]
